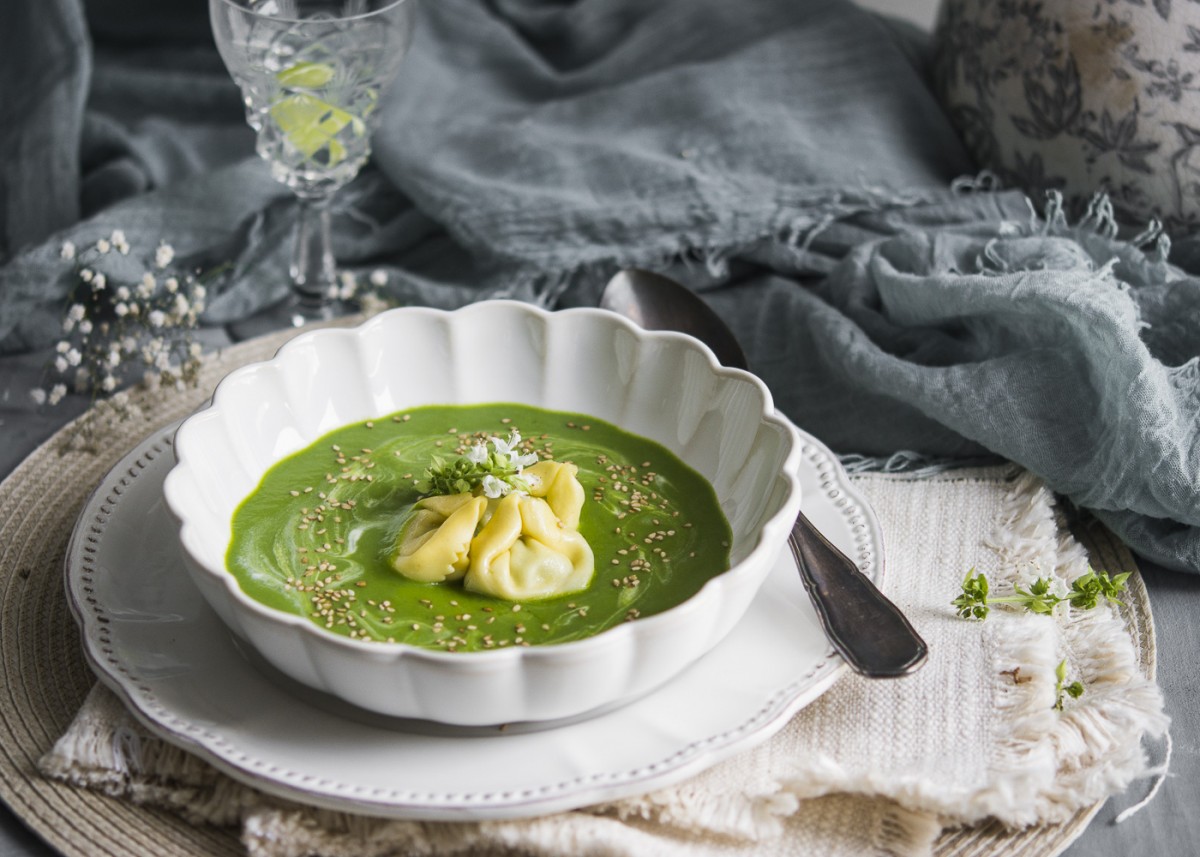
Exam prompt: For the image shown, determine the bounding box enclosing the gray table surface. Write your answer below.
[1,335,1197,857]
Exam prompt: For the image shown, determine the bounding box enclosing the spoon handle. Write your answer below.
[789,511,927,678]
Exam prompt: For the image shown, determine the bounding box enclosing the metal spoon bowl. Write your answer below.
[600,269,928,678]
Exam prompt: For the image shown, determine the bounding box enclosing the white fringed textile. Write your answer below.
[40,467,1168,857]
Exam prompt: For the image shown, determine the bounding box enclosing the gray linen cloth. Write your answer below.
[2,0,1199,572]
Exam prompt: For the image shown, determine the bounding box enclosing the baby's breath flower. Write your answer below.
[30,388,47,406]
[369,269,388,287]
[38,230,212,450]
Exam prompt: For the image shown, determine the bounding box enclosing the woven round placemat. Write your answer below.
[0,325,1156,857]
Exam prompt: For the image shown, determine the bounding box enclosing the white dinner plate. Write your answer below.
[65,422,884,820]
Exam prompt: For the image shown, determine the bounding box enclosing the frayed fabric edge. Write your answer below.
[770,471,1167,833]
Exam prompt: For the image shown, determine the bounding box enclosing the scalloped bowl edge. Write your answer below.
[163,301,803,725]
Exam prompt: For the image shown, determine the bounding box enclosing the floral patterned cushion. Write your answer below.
[932,0,1200,236]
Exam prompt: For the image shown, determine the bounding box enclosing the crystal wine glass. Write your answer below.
[210,0,416,325]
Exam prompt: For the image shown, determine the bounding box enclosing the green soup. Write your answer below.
[227,403,731,650]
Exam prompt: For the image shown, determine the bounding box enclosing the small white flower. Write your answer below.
[114,302,129,317]
[68,304,86,321]
[466,443,489,464]
[60,241,76,260]
[66,348,82,366]
[148,309,167,328]
[79,319,93,335]
[360,293,389,317]
[111,230,129,254]
[142,271,156,290]
[143,371,161,391]
[95,238,111,254]
[155,243,175,269]
[29,388,47,406]
[514,451,539,468]
[188,342,203,359]
[491,430,520,458]
[121,336,138,353]
[100,375,117,393]
[111,391,130,408]
[192,284,207,301]
[54,355,68,373]
[55,340,70,354]
[480,474,511,499]
[116,285,131,301]
[107,350,121,368]
[92,273,107,291]
[369,269,388,287]
[79,268,94,283]
[164,276,179,293]
[155,351,172,371]
[127,302,140,316]
[62,317,75,333]
[49,383,68,405]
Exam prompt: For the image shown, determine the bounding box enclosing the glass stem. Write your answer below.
[290,194,338,319]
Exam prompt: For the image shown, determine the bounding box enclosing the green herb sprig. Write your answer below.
[952,567,1129,621]
[419,431,536,498]
[1054,658,1085,711]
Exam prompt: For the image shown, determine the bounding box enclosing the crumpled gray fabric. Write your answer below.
[3,0,1200,573]
[713,193,1200,572]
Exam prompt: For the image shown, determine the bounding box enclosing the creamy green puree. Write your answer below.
[227,403,731,650]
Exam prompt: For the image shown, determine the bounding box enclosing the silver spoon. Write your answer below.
[600,268,928,678]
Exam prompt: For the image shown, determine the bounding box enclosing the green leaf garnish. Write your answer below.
[952,565,1129,621]
[1054,658,1085,710]
[419,430,538,498]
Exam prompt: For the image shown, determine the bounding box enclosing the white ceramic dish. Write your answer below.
[66,424,883,819]
[163,302,804,726]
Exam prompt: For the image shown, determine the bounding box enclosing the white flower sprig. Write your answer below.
[421,430,540,498]
[32,231,209,446]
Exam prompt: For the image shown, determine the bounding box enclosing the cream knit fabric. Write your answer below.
[40,467,1167,857]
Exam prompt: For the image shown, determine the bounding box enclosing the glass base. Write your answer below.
[227,291,361,342]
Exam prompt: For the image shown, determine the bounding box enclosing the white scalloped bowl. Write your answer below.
[164,301,803,726]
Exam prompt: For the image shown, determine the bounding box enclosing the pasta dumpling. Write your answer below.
[389,493,488,583]
[388,460,594,600]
